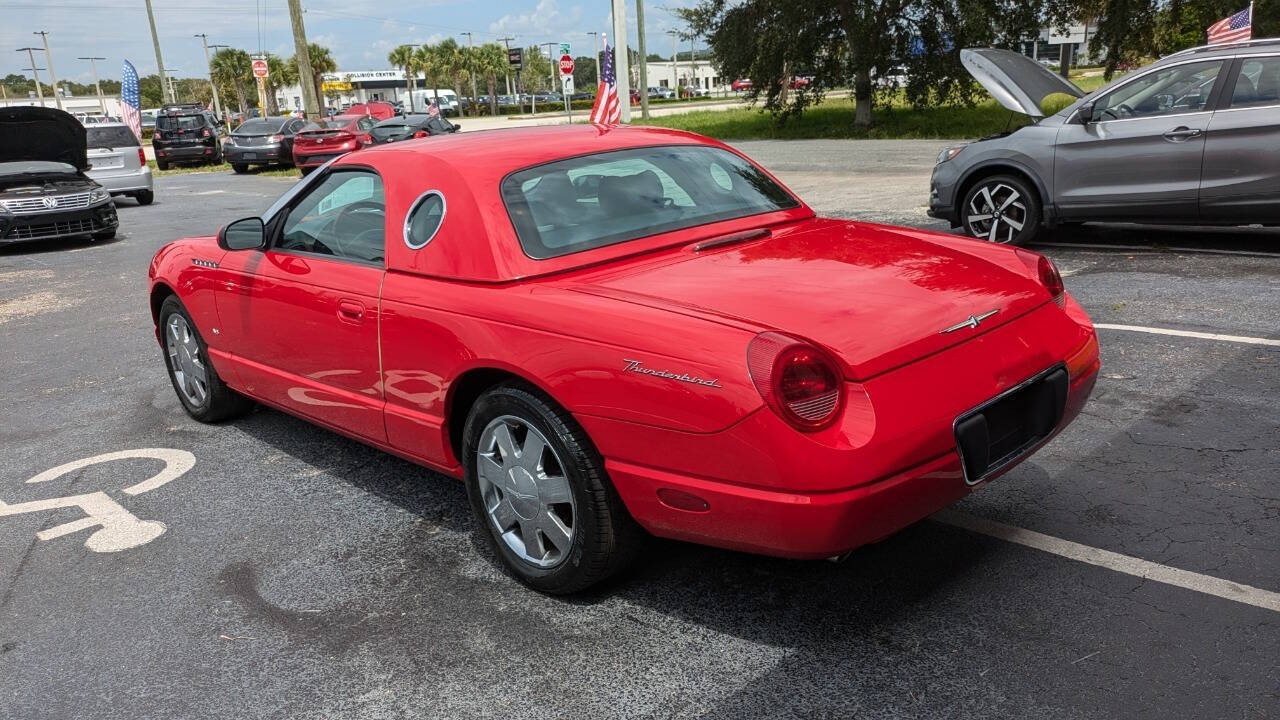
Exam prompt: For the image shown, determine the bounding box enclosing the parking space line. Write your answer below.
[933,509,1280,613]
[1094,323,1280,347]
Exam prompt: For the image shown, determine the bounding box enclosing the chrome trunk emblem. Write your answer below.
[622,359,722,388]
[941,309,999,334]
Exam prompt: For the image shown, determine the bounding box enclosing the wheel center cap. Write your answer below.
[507,467,540,519]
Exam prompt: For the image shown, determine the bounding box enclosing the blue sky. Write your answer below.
[2,0,698,84]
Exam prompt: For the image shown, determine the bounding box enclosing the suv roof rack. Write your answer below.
[160,102,206,114]
[1166,37,1280,58]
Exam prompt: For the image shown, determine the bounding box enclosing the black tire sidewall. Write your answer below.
[158,296,214,418]
[962,175,1041,245]
[461,385,609,593]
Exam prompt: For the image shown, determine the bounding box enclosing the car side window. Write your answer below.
[358,117,376,131]
[277,169,386,264]
[1093,60,1223,121]
[1229,56,1280,109]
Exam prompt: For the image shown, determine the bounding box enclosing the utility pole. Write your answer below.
[143,0,174,103]
[33,32,62,108]
[541,42,557,102]
[689,31,697,97]
[287,0,320,122]
[195,36,225,125]
[460,32,478,118]
[635,0,650,120]
[587,31,600,88]
[77,56,107,114]
[611,0,630,122]
[666,30,679,97]
[17,48,45,106]
[498,36,515,96]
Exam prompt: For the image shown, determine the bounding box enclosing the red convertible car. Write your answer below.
[148,125,1099,593]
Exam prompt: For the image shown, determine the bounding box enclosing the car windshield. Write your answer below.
[501,145,799,259]
[85,126,139,149]
[235,118,285,134]
[156,114,204,131]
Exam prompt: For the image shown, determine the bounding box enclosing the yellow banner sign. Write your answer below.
[321,81,353,92]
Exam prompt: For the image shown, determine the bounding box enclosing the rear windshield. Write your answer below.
[301,118,355,131]
[86,125,140,148]
[235,118,285,134]
[156,114,205,131]
[501,145,799,259]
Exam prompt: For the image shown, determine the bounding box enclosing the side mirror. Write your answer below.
[218,217,265,251]
[1075,102,1095,124]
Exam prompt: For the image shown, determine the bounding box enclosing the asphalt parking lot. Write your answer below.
[1,142,1277,719]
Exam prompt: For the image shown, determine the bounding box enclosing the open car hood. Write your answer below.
[0,106,88,170]
[960,48,1083,118]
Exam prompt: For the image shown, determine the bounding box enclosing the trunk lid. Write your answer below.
[572,219,1051,379]
[0,106,88,170]
[960,48,1083,118]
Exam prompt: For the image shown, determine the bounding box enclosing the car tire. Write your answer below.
[134,190,154,205]
[91,229,116,241]
[232,163,249,174]
[155,158,169,171]
[158,295,254,423]
[462,383,644,594]
[299,166,313,176]
[961,175,1041,245]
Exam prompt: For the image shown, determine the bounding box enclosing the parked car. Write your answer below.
[409,90,460,115]
[344,101,397,121]
[147,124,1098,593]
[152,103,223,170]
[224,117,307,173]
[368,114,460,144]
[291,114,377,175]
[930,40,1280,244]
[140,109,159,131]
[84,122,153,205]
[0,107,118,245]
[731,78,752,91]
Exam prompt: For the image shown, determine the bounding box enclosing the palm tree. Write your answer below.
[210,48,251,115]
[263,53,293,115]
[388,44,418,113]
[477,43,507,116]
[291,43,336,114]
[414,44,444,106]
[434,39,468,114]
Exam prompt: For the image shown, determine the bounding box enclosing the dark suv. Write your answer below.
[152,103,223,170]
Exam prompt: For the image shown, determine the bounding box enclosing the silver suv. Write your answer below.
[85,123,153,206]
[929,38,1280,244]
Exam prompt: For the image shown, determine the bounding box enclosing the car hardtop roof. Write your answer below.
[351,123,726,175]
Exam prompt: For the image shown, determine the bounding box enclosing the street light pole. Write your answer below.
[17,48,45,106]
[195,36,225,125]
[143,0,174,103]
[666,30,679,97]
[287,0,320,122]
[498,36,515,96]
[635,0,650,120]
[460,32,478,118]
[689,31,697,97]
[77,56,107,114]
[34,31,63,110]
[587,31,600,88]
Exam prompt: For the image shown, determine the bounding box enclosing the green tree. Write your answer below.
[523,45,554,93]
[1089,0,1279,75]
[389,44,420,112]
[474,43,509,115]
[292,43,337,114]
[210,48,251,114]
[572,55,597,91]
[414,44,446,104]
[434,39,469,113]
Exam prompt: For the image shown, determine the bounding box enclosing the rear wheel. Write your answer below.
[158,295,254,423]
[155,158,169,171]
[232,163,249,174]
[962,175,1041,245]
[462,384,643,594]
[134,190,154,205]
[299,166,314,176]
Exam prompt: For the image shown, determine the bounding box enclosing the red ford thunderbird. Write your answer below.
[148,125,1099,593]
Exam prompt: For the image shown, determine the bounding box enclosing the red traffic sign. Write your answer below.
[559,55,574,76]
[251,58,269,79]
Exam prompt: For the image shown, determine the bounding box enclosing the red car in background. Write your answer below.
[291,114,378,174]
[344,101,396,120]
[148,125,1098,594]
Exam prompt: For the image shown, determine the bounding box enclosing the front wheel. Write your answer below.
[158,295,253,423]
[962,175,1041,245]
[462,384,643,594]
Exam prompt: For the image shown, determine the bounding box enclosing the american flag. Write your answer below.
[121,60,142,142]
[589,33,621,125]
[1208,4,1252,45]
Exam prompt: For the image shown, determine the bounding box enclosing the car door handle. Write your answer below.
[1163,126,1203,141]
[337,299,365,322]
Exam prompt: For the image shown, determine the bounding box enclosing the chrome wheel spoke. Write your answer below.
[997,189,1020,211]
[518,519,545,560]
[1003,216,1024,231]
[538,473,572,505]
[518,431,546,473]
[967,213,992,223]
[491,497,519,531]
[987,218,1000,242]
[979,186,995,213]
[490,423,517,466]
[478,453,506,489]
[539,512,572,552]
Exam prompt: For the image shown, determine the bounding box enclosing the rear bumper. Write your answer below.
[226,145,288,164]
[154,143,216,162]
[92,166,153,194]
[294,150,354,168]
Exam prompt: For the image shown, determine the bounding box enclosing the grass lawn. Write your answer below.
[146,160,300,179]
[647,68,1121,141]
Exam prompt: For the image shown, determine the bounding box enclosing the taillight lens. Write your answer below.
[747,332,844,431]
[271,134,284,142]
[137,148,146,165]
[360,133,372,144]
[413,130,427,139]
[1017,249,1065,304]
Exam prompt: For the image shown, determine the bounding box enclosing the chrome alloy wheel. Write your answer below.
[165,314,209,407]
[967,182,1027,244]
[476,415,576,568]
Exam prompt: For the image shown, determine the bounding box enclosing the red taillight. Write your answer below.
[413,130,427,139]
[271,134,284,142]
[137,148,146,165]
[360,133,372,145]
[1016,249,1065,304]
[747,332,844,431]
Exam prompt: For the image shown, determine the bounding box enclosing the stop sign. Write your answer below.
[251,58,269,79]
[559,54,574,76]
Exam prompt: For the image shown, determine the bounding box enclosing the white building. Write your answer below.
[0,94,124,117]
[274,69,431,111]
[640,60,729,94]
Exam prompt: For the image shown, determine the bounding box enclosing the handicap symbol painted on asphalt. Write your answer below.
[0,449,195,553]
